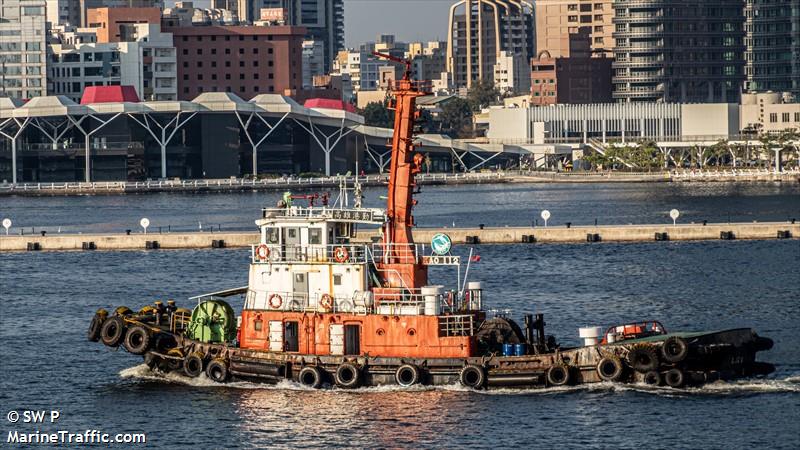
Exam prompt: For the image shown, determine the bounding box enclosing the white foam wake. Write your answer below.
[119,364,800,396]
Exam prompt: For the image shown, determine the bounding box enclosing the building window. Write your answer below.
[769,113,777,123]
[225,61,231,67]
[568,15,578,22]
[268,61,274,67]
[183,87,189,94]
[253,48,258,54]
[211,61,217,68]
[568,5,577,11]
[182,36,188,42]
[239,36,244,41]
[268,73,274,80]
[594,15,603,21]
[239,61,245,67]
[211,36,216,41]
[240,74,245,80]
[268,48,273,55]
[225,48,231,55]
[212,74,217,80]
[182,49,188,55]
[239,48,244,54]
[594,37,604,44]
[197,74,203,80]
[240,86,246,93]
[254,86,259,92]
[794,112,800,122]
[183,74,188,80]
[225,74,231,80]
[197,61,203,67]
[269,86,274,92]
[183,62,188,68]
[211,49,217,55]
[254,73,259,79]
[197,49,202,55]
[782,113,790,122]
[253,61,259,67]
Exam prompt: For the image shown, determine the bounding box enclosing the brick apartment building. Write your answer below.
[166,25,306,100]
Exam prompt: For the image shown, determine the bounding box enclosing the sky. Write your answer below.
[166,0,452,47]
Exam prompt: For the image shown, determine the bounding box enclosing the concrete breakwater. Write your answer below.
[2,222,796,252]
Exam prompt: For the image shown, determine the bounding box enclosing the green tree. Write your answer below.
[361,101,394,128]
[439,97,474,138]
[466,79,500,111]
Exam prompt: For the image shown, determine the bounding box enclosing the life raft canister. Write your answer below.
[256,244,270,261]
[268,293,283,309]
[334,246,349,263]
[320,294,334,311]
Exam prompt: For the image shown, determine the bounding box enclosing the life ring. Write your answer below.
[269,293,283,309]
[334,246,349,263]
[320,294,334,311]
[256,244,270,261]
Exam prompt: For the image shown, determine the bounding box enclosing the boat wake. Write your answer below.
[119,364,800,396]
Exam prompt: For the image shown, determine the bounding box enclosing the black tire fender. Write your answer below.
[596,356,624,382]
[206,358,229,383]
[459,364,486,389]
[334,363,362,389]
[546,364,571,386]
[395,364,422,387]
[662,336,689,363]
[184,352,204,378]
[100,316,126,347]
[298,366,323,389]
[665,368,685,388]
[123,325,151,355]
[643,370,662,386]
[87,314,104,342]
[627,346,660,373]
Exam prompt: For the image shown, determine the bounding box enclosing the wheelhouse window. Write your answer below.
[265,227,279,244]
[309,228,322,245]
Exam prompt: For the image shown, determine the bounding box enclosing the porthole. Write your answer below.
[407,328,416,336]
[376,328,385,336]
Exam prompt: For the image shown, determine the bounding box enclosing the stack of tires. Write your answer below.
[595,337,690,388]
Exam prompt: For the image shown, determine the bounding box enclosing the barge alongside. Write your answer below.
[88,54,775,390]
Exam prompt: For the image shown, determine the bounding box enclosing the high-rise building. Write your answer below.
[302,39,325,89]
[244,1,344,72]
[43,1,163,28]
[534,0,614,58]
[744,0,800,96]
[612,0,746,103]
[166,25,305,100]
[493,51,531,95]
[0,0,47,99]
[446,0,535,89]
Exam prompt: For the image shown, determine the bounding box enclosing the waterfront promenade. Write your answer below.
[1,169,797,196]
[1,221,796,252]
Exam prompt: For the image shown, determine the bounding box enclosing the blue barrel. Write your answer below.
[502,343,515,356]
[514,343,528,356]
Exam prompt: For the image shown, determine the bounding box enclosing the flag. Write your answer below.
[470,255,481,262]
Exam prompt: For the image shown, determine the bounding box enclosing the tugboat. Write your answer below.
[88,54,775,390]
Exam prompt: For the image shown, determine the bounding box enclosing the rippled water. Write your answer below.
[1,182,799,233]
[1,238,799,448]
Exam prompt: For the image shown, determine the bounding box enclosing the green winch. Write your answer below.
[185,300,237,343]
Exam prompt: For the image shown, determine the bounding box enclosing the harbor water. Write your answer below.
[1,183,799,448]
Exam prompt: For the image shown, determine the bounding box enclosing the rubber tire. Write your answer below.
[628,346,660,373]
[665,368,685,388]
[643,370,662,386]
[87,315,104,342]
[662,336,689,363]
[153,334,177,353]
[183,352,204,378]
[164,348,183,371]
[335,363,362,389]
[100,316,126,347]
[459,365,486,389]
[206,358,229,383]
[299,366,323,389]
[123,325,151,355]
[596,356,624,382]
[395,364,421,387]
[547,364,571,386]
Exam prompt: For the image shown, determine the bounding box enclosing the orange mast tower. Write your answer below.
[372,52,430,291]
